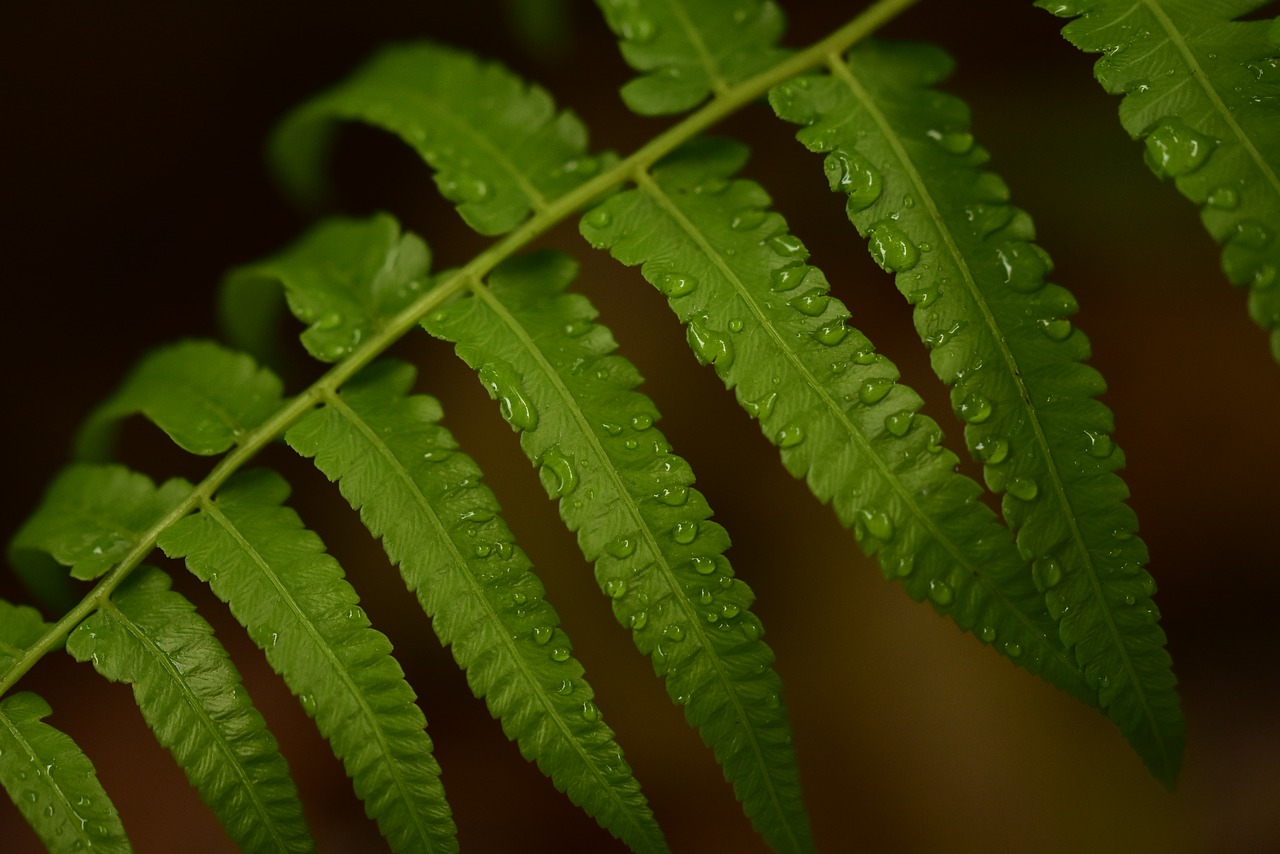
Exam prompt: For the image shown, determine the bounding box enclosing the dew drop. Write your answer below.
[655,485,689,506]
[1143,118,1217,177]
[1032,557,1063,592]
[478,361,539,432]
[1003,641,1023,658]
[299,694,318,716]
[691,556,718,575]
[867,221,920,273]
[538,446,578,497]
[1084,429,1114,458]
[928,579,954,607]
[532,625,554,646]
[1040,318,1074,341]
[770,264,811,292]
[658,272,698,297]
[556,679,575,695]
[316,311,342,330]
[604,578,627,599]
[824,148,883,211]
[744,391,778,421]
[731,209,767,231]
[584,207,612,229]
[979,626,998,643]
[687,315,735,368]
[884,410,915,437]
[956,392,993,424]
[673,520,698,544]
[550,647,571,662]
[789,287,830,316]
[814,320,849,346]
[664,624,685,641]
[860,509,895,541]
[927,128,975,154]
[721,603,742,619]
[974,437,1009,464]
[606,536,637,558]
[581,700,601,722]
[630,610,649,630]
[909,287,940,307]
[858,377,894,405]
[1207,186,1240,209]
[630,413,653,431]
[776,425,805,448]
[1006,477,1039,501]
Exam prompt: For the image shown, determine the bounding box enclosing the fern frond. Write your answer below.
[156,470,457,853]
[10,464,192,584]
[769,39,1183,784]
[75,340,287,460]
[65,566,313,853]
[270,43,613,235]
[579,137,1093,705]
[1040,0,1280,362]
[222,214,430,364]
[425,249,813,854]
[286,358,668,854]
[594,0,789,115]
[0,601,48,683]
[0,692,129,853]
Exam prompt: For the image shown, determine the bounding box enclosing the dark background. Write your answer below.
[3,1,1278,851]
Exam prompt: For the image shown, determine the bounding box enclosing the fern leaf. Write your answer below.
[65,566,313,853]
[769,39,1183,784]
[579,137,1093,705]
[594,0,789,115]
[0,600,49,683]
[10,464,192,584]
[424,250,813,854]
[222,214,430,364]
[156,470,457,853]
[1040,0,1280,361]
[270,43,613,235]
[75,340,286,459]
[286,358,668,854]
[0,692,130,853]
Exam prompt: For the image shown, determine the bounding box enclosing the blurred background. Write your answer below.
[2,1,1278,851]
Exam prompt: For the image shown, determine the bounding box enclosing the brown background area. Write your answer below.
[2,1,1278,851]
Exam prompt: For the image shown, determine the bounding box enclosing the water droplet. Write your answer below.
[762,235,805,262]
[563,318,592,337]
[663,624,685,642]
[1084,430,1114,458]
[605,536,637,558]
[630,610,648,630]
[860,509,895,541]
[859,377,895,405]
[956,392,992,423]
[604,578,627,599]
[550,647,571,662]
[731,209,767,231]
[581,700,601,722]
[728,318,744,333]
[478,361,539,432]
[814,320,849,346]
[447,174,490,203]
[687,315,735,368]
[538,446,578,497]
[771,264,811,292]
[884,410,915,437]
[1207,186,1240,209]
[789,287,830,316]
[299,694,318,716]
[316,311,342,330]
[1033,557,1063,591]
[927,128,975,154]
[909,287,940,307]
[1040,318,1074,340]
[867,221,920,272]
[744,391,778,421]
[979,626,998,643]
[697,587,714,605]
[673,520,698,544]
[928,579,954,607]
[776,425,805,448]
[1003,641,1023,658]
[601,421,623,436]
[824,148,883,211]
[720,603,741,619]
[584,207,612,229]
[655,485,689,506]
[691,556,718,575]
[974,437,1009,464]
[1143,118,1217,177]
[1006,477,1039,501]
[556,679,575,695]
[658,272,698,297]
[532,625,554,646]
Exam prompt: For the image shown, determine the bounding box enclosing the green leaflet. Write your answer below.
[0,692,129,853]
[424,250,813,854]
[66,566,313,853]
[222,214,430,364]
[75,340,286,459]
[10,464,192,583]
[0,601,48,683]
[270,42,614,235]
[156,470,457,853]
[594,0,790,114]
[579,137,1091,703]
[769,40,1183,784]
[1040,0,1280,362]
[286,359,668,854]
